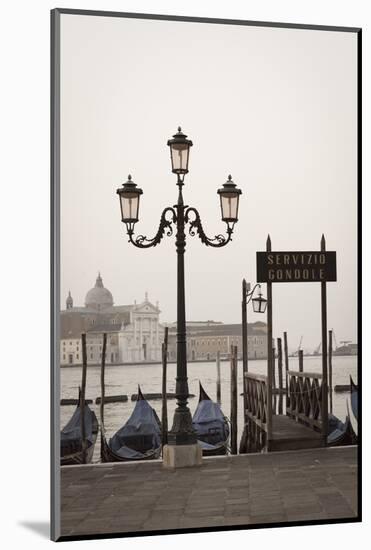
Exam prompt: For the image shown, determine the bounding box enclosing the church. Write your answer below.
[60,273,164,365]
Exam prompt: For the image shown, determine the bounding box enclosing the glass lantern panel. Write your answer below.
[220,193,239,221]
[171,143,190,173]
[120,192,139,221]
[252,299,260,313]
[253,298,267,314]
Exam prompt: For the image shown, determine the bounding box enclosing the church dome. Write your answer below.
[85,273,114,311]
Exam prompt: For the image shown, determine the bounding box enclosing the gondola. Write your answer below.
[101,386,162,462]
[60,389,99,465]
[350,376,358,420]
[192,382,230,456]
[327,413,352,447]
[348,376,358,442]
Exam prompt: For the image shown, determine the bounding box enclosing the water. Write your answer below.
[60,355,358,463]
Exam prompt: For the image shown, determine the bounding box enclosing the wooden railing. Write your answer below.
[286,370,323,432]
[244,372,271,452]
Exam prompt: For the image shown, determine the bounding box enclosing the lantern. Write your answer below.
[217,175,242,223]
[252,291,268,314]
[167,127,193,176]
[116,175,143,224]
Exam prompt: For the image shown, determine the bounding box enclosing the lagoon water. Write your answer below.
[60,355,357,463]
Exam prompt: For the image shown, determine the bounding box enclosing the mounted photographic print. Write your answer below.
[51,9,361,541]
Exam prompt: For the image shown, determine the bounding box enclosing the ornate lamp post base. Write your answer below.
[163,402,201,468]
[163,443,202,469]
[167,407,197,446]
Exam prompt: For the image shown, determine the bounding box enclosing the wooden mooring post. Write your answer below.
[329,329,333,414]
[272,344,277,414]
[230,345,238,455]
[99,333,107,462]
[100,333,107,428]
[239,279,249,454]
[298,349,304,373]
[216,351,221,404]
[80,333,88,464]
[241,279,248,415]
[266,235,273,444]
[277,337,283,414]
[161,327,169,448]
[321,235,329,444]
[283,331,289,396]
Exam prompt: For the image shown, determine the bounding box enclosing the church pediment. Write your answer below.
[133,301,159,314]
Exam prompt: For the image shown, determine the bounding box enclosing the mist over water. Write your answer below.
[60,17,358,352]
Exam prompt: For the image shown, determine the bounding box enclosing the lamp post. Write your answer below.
[242,280,268,374]
[241,280,267,452]
[117,128,242,458]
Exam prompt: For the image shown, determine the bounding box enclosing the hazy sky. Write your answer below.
[60,14,357,351]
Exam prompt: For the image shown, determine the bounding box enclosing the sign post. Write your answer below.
[257,235,336,446]
[266,235,273,443]
[320,235,329,443]
[242,279,249,428]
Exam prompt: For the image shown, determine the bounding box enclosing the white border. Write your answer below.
[2,1,368,548]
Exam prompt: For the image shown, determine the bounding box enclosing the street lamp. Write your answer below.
[117,175,143,229]
[240,280,267,454]
[252,288,268,314]
[242,281,267,372]
[218,175,242,224]
[167,127,192,179]
[117,128,242,458]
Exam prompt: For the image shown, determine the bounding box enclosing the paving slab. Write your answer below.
[60,446,358,538]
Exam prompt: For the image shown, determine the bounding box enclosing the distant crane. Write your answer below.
[298,335,303,352]
[288,336,304,357]
[292,336,303,356]
[313,342,321,356]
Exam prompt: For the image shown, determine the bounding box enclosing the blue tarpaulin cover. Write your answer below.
[327,413,346,444]
[109,398,161,459]
[61,404,97,449]
[192,395,229,449]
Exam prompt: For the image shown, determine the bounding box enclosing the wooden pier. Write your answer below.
[269,416,322,452]
[60,446,358,538]
[242,235,337,454]
[244,367,326,453]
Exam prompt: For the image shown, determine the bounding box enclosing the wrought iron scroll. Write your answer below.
[127,207,177,248]
[185,207,233,248]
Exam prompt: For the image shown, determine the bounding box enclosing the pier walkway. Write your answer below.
[60,446,358,538]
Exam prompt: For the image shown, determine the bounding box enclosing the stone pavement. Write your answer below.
[60,446,358,537]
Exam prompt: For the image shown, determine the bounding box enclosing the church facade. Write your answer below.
[60,274,164,365]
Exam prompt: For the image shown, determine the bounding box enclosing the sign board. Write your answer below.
[256,251,337,283]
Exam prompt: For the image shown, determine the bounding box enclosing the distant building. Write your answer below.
[61,275,268,365]
[60,273,164,365]
[333,343,358,356]
[165,320,268,361]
